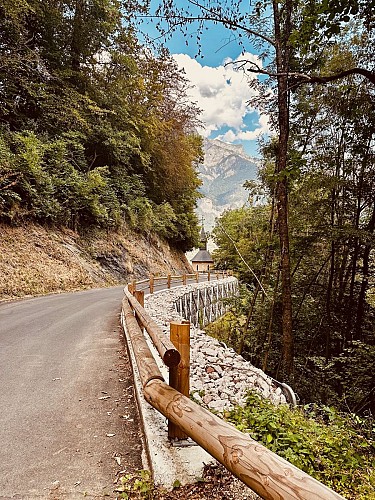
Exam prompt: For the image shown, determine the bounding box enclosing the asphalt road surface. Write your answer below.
[0,286,144,499]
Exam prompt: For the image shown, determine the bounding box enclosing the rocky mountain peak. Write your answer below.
[196,139,260,230]
[203,138,254,168]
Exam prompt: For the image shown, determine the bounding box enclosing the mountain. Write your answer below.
[196,139,260,230]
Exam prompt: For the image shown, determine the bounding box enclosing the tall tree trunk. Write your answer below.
[325,179,338,360]
[325,240,335,360]
[356,201,375,339]
[262,266,281,372]
[337,245,349,306]
[273,0,294,378]
[346,177,363,341]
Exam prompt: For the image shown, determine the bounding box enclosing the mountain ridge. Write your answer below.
[196,139,260,230]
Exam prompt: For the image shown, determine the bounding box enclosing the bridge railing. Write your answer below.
[122,275,345,500]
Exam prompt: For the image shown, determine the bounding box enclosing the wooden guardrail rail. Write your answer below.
[130,270,230,293]
[122,277,345,500]
[124,286,180,368]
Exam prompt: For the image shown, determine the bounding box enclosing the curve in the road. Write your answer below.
[0,287,143,499]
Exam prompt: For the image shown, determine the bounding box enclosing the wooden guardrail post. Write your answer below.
[123,280,345,499]
[149,274,154,294]
[134,290,144,307]
[125,287,180,367]
[208,271,211,281]
[195,271,199,283]
[168,321,190,440]
[182,273,187,285]
[167,274,171,288]
[133,290,145,330]
[131,279,136,294]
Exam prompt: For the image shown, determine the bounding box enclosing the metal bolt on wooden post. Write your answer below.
[149,274,154,294]
[167,274,171,288]
[168,321,190,440]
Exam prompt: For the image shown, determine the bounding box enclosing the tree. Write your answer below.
[150,0,375,379]
[0,0,203,249]
[207,32,375,410]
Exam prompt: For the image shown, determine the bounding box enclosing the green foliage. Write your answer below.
[302,342,375,414]
[0,0,202,250]
[115,470,154,499]
[225,392,375,498]
[212,204,276,283]
[210,34,375,412]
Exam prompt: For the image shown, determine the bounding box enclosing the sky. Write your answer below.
[140,2,272,158]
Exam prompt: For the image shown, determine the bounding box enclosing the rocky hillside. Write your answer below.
[0,223,192,300]
[197,139,260,229]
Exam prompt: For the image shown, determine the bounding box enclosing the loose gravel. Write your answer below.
[145,278,286,414]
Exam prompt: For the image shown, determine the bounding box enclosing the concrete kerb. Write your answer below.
[120,302,214,490]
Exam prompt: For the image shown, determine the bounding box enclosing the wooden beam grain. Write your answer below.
[144,379,346,500]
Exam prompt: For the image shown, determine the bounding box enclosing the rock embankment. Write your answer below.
[145,278,286,411]
[0,223,191,300]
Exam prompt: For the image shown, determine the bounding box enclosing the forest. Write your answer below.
[0,0,203,251]
[146,0,375,416]
[196,6,375,414]
[1,0,374,414]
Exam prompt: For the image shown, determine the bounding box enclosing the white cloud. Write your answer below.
[216,114,271,142]
[173,52,270,143]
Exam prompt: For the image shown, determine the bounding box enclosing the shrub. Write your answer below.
[225,391,375,498]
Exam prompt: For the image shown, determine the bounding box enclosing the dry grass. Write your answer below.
[0,223,192,301]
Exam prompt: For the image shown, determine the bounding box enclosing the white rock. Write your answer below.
[144,280,289,414]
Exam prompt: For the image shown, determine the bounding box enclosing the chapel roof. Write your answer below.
[191,249,214,263]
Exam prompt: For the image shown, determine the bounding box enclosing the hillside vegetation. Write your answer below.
[210,34,375,416]
[0,222,191,300]
[0,0,202,251]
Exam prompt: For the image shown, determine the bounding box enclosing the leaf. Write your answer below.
[173,479,181,489]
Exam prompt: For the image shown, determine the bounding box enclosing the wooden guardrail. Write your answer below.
[130,270,230,293]
[122,277,345,500]
[124,286,180,368]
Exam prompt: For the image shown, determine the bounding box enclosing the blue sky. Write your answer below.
[139,2,272,158]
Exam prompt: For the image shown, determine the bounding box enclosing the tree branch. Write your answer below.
[186,0,276,46]
[238,61,375,86]
[296,67,375,86]
[216,220,269,297]
[140,7,275,48]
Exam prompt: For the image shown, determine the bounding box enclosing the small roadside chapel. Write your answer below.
[191,222,214,272]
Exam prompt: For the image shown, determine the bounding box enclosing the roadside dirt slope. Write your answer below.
[0,223,192,300]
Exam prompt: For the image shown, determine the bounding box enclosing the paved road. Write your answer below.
[0,287,143,499]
